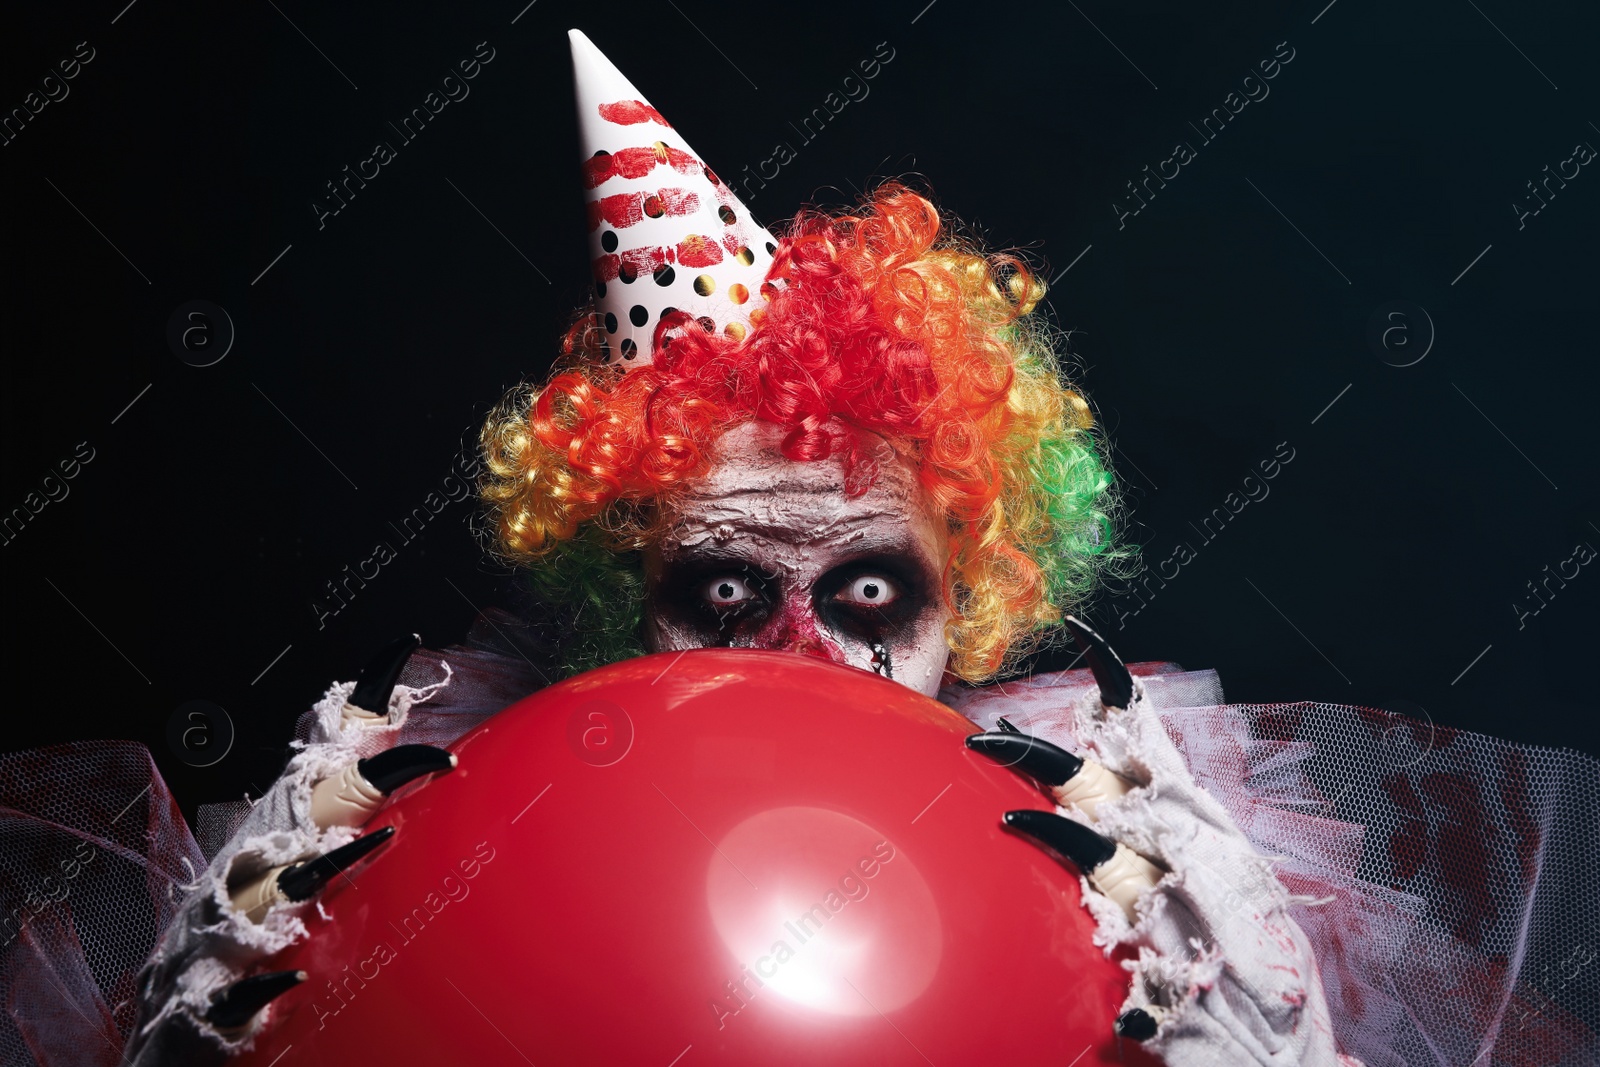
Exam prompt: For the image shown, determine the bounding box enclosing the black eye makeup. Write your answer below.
[647,543,940,650]
[813,554,930,637]
[651,556,777,630]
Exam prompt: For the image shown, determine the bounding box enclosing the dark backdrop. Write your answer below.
[3,0,1596,821]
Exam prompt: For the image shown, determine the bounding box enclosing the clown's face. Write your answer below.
[642,422,953,696]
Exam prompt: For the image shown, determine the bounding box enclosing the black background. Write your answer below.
[2,0,1596,822]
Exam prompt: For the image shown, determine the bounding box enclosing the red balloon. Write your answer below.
[233,651,1158,1066]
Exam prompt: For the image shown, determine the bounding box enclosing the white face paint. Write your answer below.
[642,422,954,696]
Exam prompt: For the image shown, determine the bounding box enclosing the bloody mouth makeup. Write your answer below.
[642,422,954,696]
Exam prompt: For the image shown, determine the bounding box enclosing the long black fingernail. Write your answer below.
[350,634,421,714]
[1115,1007,1159,1041]
[206,970,306,1029]
[1003,809,1117,872]
[277,826,395,901]
[966,732,1084,786]
[357,744,457,795]
[1063,616,1133,710]
[996,716,1021,734]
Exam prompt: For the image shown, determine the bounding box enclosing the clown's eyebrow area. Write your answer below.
[663,502,918,546]
[660,529,941,577]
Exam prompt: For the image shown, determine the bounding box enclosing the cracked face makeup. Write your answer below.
[642,422,953,696]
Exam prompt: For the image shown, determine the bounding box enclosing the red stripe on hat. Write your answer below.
[588,188,702,232]
[600,194,644,230]
[654,187,700,217]
[622,245,676,276]
[592,245,679,283]
[583,145,702,189]
[598,100,671,128]
[677,235,723,268]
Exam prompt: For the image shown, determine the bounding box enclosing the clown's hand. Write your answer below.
[125,636,457,1065]
[968,619,1358,1067]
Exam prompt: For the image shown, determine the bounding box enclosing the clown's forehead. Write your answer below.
[660,422,932,552]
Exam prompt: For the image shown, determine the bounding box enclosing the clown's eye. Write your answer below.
[836,574,899,607]
[705,575,757,606]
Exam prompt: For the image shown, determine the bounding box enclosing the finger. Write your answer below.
[206,969,305,1031]
[344,633,421,723]
[229,826,396,923]
[309,744,457,829]
[1063,616,1133,711]
[1052,758,1133,820]
[966,733,1132,819]
[1115,1006,1163,1041]
[1003,809,1164,923]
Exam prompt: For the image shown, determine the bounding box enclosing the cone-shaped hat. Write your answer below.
[569,29,779,367]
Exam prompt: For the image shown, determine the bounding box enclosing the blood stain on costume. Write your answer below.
[1381,773,1429,883]
[1419,771,1499,946]
[1498,749,1542,883]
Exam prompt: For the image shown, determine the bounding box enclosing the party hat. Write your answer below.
[569,29,779,367]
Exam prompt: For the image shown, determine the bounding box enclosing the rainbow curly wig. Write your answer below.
[479,183,1127,683]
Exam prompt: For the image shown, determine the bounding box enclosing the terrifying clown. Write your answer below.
[2,29,1594,1067]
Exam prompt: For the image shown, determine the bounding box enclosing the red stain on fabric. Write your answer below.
[1381,772,1429,882]
[1498,747,1543,885]
[1255,704,1306,741]
[1419,771,1499,945]
[1353,704,1389,738]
